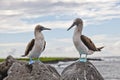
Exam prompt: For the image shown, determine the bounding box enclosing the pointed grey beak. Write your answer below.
[43,27,51,30]
[67,22,75,31]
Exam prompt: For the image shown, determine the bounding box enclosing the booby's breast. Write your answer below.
[73,28,89,54]
[28,33,45,58]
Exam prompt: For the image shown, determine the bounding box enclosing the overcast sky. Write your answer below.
[0,0,120,58]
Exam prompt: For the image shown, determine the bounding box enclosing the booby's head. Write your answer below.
[67,18,83,31]
[35,25,51,32]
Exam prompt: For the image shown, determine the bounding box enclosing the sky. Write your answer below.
[0,0,120,58]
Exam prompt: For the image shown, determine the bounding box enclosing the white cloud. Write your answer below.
[90,34,107,42]
[0,0,120,33]
[92,35,120,57]
[0,42,26,58]
[46,35,120,57]
[0,0,120,58]
[0,42,26,47]
[40,21,72,29]
[0,34,120,58]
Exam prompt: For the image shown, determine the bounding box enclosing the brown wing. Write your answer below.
[42,41,46,51]
[22,39,35,57]
[81,35,98,51]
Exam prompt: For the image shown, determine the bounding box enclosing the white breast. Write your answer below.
[29,32,45,58]
[73,28,89,55]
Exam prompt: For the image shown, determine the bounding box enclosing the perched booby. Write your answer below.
[67,18,104,62]
[22,25,51,64]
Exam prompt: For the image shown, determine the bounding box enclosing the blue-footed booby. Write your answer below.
[67,18,104,62]
[22,25,51,64]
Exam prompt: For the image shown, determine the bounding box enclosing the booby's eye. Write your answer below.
[39,27,44,31]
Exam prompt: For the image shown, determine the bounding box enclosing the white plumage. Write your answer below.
[28,31,45,58]
[22,25,51,64]
[67,18,104,62]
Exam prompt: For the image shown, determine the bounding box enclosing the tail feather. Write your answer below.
[97,46,104,51]
[21,55,26,57]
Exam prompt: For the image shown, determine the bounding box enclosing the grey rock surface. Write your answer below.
[0,56,61,80]
[0,56,16,80]
[4,62,61,80]
[0,55,104,80]
[61,61,104,80]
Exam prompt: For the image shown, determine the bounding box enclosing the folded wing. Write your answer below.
[81,35,104,51]
[22,39,35,57]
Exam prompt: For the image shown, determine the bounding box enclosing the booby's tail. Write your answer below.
[21,55,26,57]
[97,46,104,51]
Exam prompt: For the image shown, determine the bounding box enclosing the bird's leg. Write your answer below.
[29,57,35,64]
[36,58,42,63]
[85,54,87,62]
[80,54,81,58]
[38,58,41,63]
[76,54,81,62]
[79,53,87,62]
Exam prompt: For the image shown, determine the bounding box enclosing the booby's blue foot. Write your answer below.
[29,60,35,64]
[79,58,87,62]
[79,54,87,62]
[29,58,35,64]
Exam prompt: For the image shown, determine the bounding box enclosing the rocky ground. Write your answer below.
[0,55,104,80]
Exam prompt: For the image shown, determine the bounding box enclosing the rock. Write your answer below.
[0,55,104,80]
[61,61,104,80]
[0,55,16,80]
[0,55,61,80]
[4,62,61,80]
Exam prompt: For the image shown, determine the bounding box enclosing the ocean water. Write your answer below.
[49,57,120,80]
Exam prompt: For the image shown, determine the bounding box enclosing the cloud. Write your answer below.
[0,34,120,58]
[0,42,26,58]
[0,42,26,47]
[91,35,120,57]
[0,0,120,58]
[44,34,120,57]
[0,0,120,33]
[36,34,120,57]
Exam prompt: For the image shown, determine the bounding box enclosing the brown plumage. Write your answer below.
[81,35,104,51]
[22,39,46,57]
[43,41,46,51]
[22,25,50,58]
[22,39,35,57]
[67,18,104,62]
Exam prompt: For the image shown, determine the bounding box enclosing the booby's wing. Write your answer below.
[42,40,46,51]
[81,35,99,51]
[22,39,35,57]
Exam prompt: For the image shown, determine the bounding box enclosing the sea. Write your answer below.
[49,56,120,80]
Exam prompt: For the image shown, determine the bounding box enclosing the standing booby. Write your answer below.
[22,25,51,64]
[67,18,104,62]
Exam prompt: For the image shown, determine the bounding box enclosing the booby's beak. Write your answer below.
[42,27,51,30]
[67,22,75,31]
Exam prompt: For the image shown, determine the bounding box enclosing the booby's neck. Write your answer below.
[74,24,83,35]
[34,30,44,40]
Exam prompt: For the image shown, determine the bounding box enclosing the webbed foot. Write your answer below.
[79,54,87,62]
[29,58,35,64]
[79,58,87,62]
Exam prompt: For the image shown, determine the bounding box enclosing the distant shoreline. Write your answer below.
[42,58,103,64]
[0,57,102,64]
